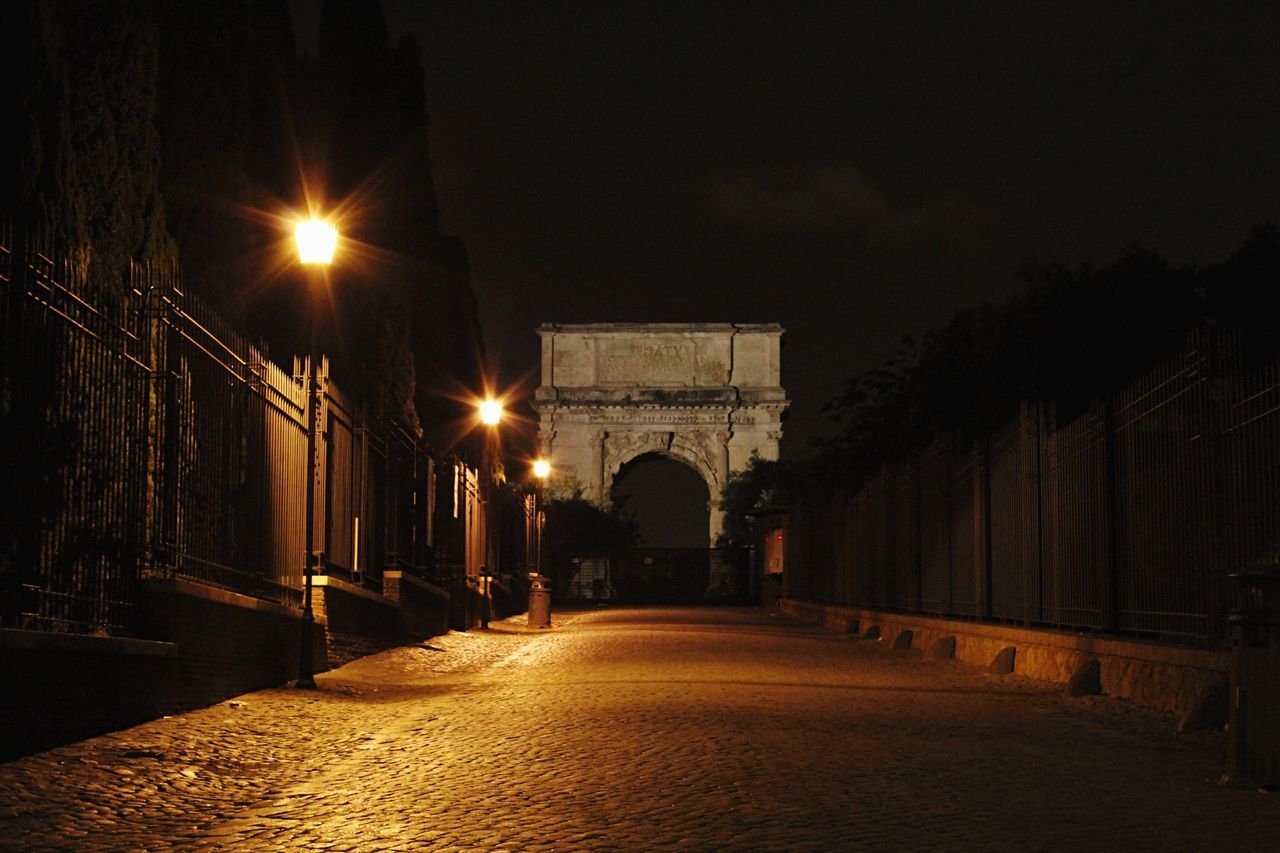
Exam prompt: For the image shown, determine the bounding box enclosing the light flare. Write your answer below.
[295,219,338,264]
[479,398,503,425]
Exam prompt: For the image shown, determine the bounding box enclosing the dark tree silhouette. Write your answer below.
[815,230,1280,493]
[4,0,173,291]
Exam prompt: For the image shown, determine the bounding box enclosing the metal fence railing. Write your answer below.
[1,229,482,637]
[786,332,1280,647]
[0,231,153,635]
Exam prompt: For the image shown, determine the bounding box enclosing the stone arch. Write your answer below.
[603,443,716,513]
[606,449,714,549]
[601,432,718,498]
[533,323,789,548]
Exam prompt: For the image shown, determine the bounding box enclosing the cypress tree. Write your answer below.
[3,0,172,293]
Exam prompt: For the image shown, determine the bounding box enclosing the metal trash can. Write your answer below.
[528,572,552,629]
[1226,566,1280,788]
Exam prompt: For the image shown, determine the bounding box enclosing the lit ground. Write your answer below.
[1,607,1276,851]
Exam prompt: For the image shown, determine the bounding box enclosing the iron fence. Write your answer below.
[1,231,152,634]
[1,230,476,637]
[787,332,1280,646]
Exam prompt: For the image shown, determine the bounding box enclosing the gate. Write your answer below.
[610,548,745,604]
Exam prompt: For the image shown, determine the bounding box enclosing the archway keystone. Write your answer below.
[533,323,789,544]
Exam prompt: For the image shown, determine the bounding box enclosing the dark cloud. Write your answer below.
[696,161,1001,253]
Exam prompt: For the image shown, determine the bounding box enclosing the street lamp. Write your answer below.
[294,217,337,689]
[533,458,550,573]
[478,398,502,628]
[528,458,552,628]
[295,219,338,264]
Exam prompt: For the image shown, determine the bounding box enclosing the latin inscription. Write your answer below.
[588,412,757,426]
[598,338,695,385]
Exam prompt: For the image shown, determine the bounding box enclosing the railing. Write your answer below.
[0,232,152,634]
[787,333,1280,647]
[1,230,478,635]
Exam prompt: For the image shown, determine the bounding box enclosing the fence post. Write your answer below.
[1019,401,1044,626]
[1100,397,1120,633]
[2,228,28,627]
[974,434,993,620]
[911,457,923,612]
[1202,331,1234,640]
[159,288,181,576]
[312,356,331,574]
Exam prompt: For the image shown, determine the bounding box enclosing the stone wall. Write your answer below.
[140,578,329,713]
[0,577,329,761]
[310,576,407,667]
[0,630,177,762]
[1,573,474,761]
[383,570,451,640]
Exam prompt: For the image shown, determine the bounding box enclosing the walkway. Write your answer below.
[1,607,1275,850]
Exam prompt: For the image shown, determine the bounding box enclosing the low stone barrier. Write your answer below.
[780,599,1228,721]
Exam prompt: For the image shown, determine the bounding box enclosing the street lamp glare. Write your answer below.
[295,219,338,265]
[533,459,551,479]
[480,399,503,425]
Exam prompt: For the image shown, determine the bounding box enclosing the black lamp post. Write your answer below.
[294,218,337,689]
[478,398,502,629]
[533,458,550,572]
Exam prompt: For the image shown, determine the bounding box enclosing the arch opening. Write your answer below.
[610,452,710,549]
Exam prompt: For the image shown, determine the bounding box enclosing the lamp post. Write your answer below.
[533,458,550,574]
[294,218,337,689]
[528,458,552,628]
[478,398,502,629]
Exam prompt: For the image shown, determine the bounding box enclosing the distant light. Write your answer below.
[295,219,338,264]
[479,399,502,425]
[533,459,551,479]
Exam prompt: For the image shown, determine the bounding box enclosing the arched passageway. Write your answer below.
[610,453,715,603]
[611,453,710,549]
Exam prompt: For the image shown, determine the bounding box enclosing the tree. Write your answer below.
[4,0,173,292]
[541,496,637,593]
[717,456,807,548]
[813,230,1277,494]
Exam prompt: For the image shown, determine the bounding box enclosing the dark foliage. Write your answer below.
[5,0,485,444]
[542,497,637,561]
[153,0,297,320]
[717,456,807,548]
[816,228,1280,492]
[3,0,173,292]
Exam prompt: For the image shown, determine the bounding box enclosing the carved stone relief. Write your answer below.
[604,430,674,478]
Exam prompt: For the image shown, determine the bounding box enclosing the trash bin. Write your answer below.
[1225,566,1280,788]
[528,572,552,629]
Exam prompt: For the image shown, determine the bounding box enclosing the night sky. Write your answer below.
[296,1,1280,461]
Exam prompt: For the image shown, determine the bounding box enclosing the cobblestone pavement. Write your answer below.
[2,607,1277,851]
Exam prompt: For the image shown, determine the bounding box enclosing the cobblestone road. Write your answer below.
[2,607,1277,851]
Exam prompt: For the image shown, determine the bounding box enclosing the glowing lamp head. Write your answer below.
[479,399,502,426]
[533,459,551,479]
[295,219,338,265]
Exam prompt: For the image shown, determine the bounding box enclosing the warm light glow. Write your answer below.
[295,219,338,264]
[533,459,551,479]
[479,399,503,425]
